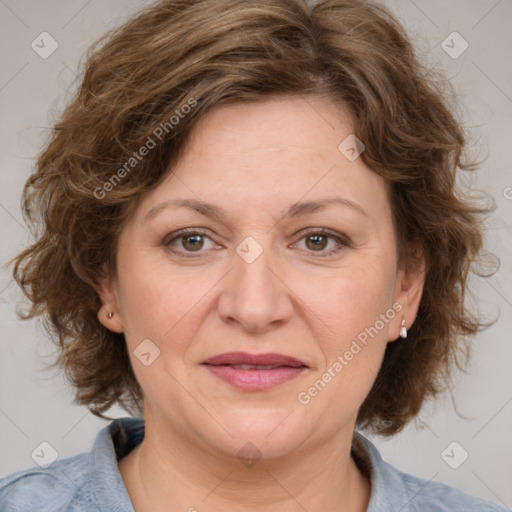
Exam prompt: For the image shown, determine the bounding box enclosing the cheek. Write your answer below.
[309,261,396,345]
[302,260,396,395]
[115,254,208,408]
[115,248,198,348]
[296,274,394,414]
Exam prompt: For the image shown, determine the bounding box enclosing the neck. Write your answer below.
[119,415,371,512]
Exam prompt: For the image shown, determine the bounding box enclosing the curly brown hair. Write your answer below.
[8,0,493,436]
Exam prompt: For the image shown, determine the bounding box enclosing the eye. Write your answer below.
[163,228,218,255]
[162,227,351,258]
[293,228,351,257]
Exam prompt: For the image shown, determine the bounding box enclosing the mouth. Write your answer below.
[202,352,308,368]
[201,352,308,391]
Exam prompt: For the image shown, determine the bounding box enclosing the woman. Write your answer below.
[0,0,506,510]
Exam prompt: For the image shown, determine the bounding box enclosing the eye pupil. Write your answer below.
[306,234,328,251]
[183,235,204,251]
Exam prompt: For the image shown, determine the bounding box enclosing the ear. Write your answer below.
[95,267,124,334]
[387,244,426,342]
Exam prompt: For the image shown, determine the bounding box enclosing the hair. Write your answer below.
[8,0,494,436]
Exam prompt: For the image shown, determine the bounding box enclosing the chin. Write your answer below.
[213,430,306,463]
[196,408,312,461]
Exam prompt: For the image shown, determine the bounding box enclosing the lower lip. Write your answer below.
[203,365,307,391]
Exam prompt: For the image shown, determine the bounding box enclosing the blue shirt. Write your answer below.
[0,417,507,511]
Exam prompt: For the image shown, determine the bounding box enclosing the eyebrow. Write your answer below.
[142,196,367,225]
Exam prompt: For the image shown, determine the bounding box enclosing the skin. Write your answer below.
[97,94,425,512]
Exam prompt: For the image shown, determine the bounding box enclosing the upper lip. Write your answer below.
[202,352,308,368]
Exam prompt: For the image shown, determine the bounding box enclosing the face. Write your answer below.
[98,95,424,460]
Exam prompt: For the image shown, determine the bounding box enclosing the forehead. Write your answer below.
[133,95,391,225]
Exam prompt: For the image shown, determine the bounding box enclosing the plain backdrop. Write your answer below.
[0,0,511,508]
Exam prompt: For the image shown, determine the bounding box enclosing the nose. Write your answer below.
[217,241,294,334]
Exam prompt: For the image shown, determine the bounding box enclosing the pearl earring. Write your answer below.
[107,312,114,319]
[400,318,407,339]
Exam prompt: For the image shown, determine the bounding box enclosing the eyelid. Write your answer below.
[163,227,208,242]
[294,227,351,245]
[291,227,352,257]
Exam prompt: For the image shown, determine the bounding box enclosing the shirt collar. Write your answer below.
[88,417,409,512]
[352,430,412,511]
[88,417,144,512]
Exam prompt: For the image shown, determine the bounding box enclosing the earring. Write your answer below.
[399,318,407,339]
[107,312,114,319]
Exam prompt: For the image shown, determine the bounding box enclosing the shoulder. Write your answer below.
[0,454,95,512]
[0,416,143,512]
[396,468,508,511]
[352,431,508,512]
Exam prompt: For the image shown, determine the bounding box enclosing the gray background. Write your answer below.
[0,0,511,508]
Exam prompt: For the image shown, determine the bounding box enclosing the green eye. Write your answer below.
[294,229,351,257]
[164,228,214,253]
[163,227,350,258]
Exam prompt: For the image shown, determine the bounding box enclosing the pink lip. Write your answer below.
[203,352,307,367]
[202,352,308,391]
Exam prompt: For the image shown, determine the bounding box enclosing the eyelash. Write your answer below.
[162,227,351,258]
